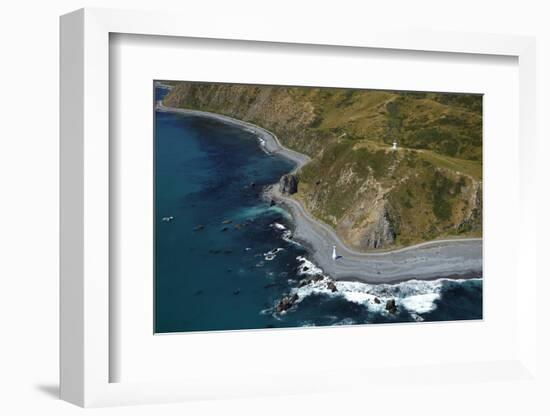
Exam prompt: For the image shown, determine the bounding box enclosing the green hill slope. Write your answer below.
[162,82,482,250]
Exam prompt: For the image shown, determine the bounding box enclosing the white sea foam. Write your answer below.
[338,285,381,307]
[400,293,440,313]
[290,257,476,316]
[296,256,325,276]
[286,257,333,306]
[282,230,301,246]
[335,279,444,314]
[410,313,425,322]
[267,253,480,320]
[271,222,287,230]
[264,247,284,261]
[257,137,270,154]
[260,305,283,319]
[291,278,386,313]
[270,222,300,246]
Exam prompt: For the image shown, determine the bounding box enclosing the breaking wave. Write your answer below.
[264,247,284,261]
[296,256,324,276]
[270,222,302,247]
[236,205,290,221]
[290,256,481,317]
[271,222,286,230]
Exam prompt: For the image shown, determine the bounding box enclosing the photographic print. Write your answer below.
[154,81,482,333]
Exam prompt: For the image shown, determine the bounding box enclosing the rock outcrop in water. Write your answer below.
[298,274,324,287]
[327,281,338,292]
[276,293,299,313]
[385,299,397,314]
[279,174,298,195]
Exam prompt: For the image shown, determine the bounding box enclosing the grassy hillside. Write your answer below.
[162,81,482,250]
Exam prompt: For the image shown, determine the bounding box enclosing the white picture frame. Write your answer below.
[60,7,538,407]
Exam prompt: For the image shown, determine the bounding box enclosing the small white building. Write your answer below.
[392,140,398,150]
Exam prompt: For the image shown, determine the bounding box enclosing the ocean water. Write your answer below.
[154,86,482,333]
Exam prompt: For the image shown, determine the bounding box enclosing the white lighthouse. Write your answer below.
[332,245,337,261]
[392,140,398,150]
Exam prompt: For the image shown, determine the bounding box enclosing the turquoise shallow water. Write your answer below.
[154,86,482,333]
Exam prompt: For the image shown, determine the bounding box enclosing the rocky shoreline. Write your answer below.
[157,103,482,284]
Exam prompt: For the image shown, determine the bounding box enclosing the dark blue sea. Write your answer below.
[154,86,482,333]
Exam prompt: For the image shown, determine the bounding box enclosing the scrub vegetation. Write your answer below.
[163,82,482,250]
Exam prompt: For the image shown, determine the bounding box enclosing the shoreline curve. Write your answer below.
[157,102,483,284]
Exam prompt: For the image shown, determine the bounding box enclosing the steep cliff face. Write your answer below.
[163,83,322,155]
[360,203,396,249]
[162,81,482,250]
[297,141,482,250]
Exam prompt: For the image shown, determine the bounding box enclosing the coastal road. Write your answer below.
[158,104,483,284]
[269,186,482,283]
